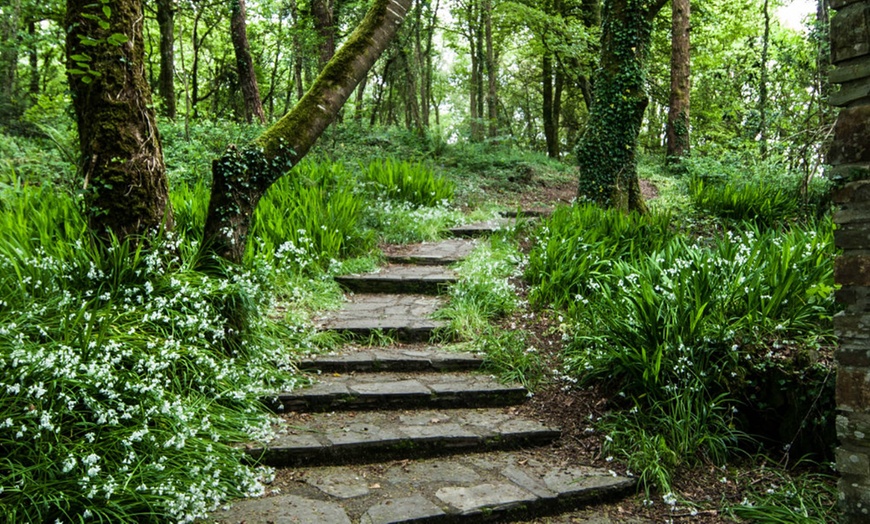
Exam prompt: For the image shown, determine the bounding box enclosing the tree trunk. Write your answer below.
[0,0,20,120]
[231,0,266,124]
[312,0,335,69]
[576,0,667,213]
[484,0,497,138]
[203,0,413,263]
[66,0,172,240]
[289,0,304,101]
[542,50,558,157]
[28,20,38,101]
[759,0,770,158]
[665,0,690,162]
[157,0,176,119]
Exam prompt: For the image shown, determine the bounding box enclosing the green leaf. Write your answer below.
[107,33,129,46]
[102,5,111,18]
[77,36,101,46]
[81,75,93,84]
[70,53,92,62]
[67,68,87,75]
[98,20,110,30]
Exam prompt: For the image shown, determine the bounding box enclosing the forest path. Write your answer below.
[211,219,636,523]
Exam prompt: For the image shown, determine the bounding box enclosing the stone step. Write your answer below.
[212,450,634,523]
[271,372,526,412]
[335,265,457,295]
[244,408,561,467]
[316,294,446,343]
[449,217,525,238]
[382,239,478,266]
[299,346,484,373]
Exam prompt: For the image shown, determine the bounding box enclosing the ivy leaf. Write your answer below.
[70,53,92,62]
[81,75,93,84]
[102,5,111,18]
[98,20,110,30]
[107,33,129,46]
[67,68,87,75]
[77,36,101,46]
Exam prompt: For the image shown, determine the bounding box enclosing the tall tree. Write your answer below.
[203,0,413,262]
[0,0,21,121]
[156,0,176,118]
[483,0,497,137]
[758,0,770,158]
[576,0,668,212]
[311,0,335,68]
[65,0,172,239]
[230,0,265,123]
[665,0,689,162]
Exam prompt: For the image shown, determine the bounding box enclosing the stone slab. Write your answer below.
[305,472,371,499]
[246,408,560,466]
[435,482,538,514]
[383,239,478,266]
[210,494,352,524]
[449,218,520,237]
[361,495,447,524]
[299,347,483,372]
[335,265,457,295]
[316,294,446,342]
[274,372,528,411]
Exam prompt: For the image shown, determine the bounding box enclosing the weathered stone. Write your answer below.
[305,472,371,499]
[325,422,403,447]
[435,482,538,514]
[837,341,870,367]
[832,0,869,10]
[837,366,870,412]
[831,2,870,63]
[838,412,870,442]
[836,224,870,248]
[836,255,870,286]
[835,310,870,340]
[299,348,483,373]
[834,180,870,204]
[315,293,446,342]
[543,469,633,496]
[335,265,457,295]
[831,78,870,107]
[360,495,446,524]
[211,494,353,524]
[838,446,870,476]
[828,164,870,184]
[831,57,870,84]
[838,474,870,522]
[828,105,870,165]
[385,461,481,484]
[501,465,558,499]
[449,218,528,237]
[349,379,431,397]
[383,239,478,266]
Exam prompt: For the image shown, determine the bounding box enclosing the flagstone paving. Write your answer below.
[214,223,635,523]
[335,264,457,294]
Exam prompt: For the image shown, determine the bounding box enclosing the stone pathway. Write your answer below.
[211,225,634,523]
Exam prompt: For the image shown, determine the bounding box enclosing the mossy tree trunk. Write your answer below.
[202,0,413,263]
[230,0,266,124]
[665,0,689,163]
[66,0,172,240]
[575,0,668,213]
[156,0,176,119]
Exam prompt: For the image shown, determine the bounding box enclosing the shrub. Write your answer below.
[361,158,454,207]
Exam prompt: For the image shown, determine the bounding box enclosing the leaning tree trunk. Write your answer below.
[576,0,667,213]
[231,0,266,124]
[66,0,172,240]
[665,0,690,163]
[203,0,413,263]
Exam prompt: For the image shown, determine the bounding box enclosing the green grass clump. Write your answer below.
[525,204,675,308]
[0,187,302,523]
[477,329,544,390]
[532,203,836,493]
[362,159,454,207]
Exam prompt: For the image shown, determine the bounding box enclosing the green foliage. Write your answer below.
[361,159,454,207]
[525,204,675,308]
[0,187,302,523]
[249,159,377,270]
[534,203,836,492]
[477,328,545,390]
[683,154,832,226]
[436,237,522,341]
[725,461,838,523]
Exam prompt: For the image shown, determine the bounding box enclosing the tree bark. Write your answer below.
[203,0,413,263]
[665,0,690,162]
[542,49,557,157]
[0,0,20,120]
[28,20,38,101]
[759,0,770,158]
[312,0,335,69]
[484,0,497,138]
[65,0,172,240]
[576,0,667,213]
[156,0,176,119]
[231,0,266,124]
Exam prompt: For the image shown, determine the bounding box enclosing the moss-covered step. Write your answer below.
[299,346,483,373]
[244,408,561,466]
[448,216,538,238]
[334,265,457,295]
[212,450,634,523]
[315,294,446,343]
[382,238,478,266]
[271,372,527,412]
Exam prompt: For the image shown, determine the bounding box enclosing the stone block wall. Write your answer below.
[831,0,870,521]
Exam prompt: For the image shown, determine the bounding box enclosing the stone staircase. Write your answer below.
[211,220,634,523]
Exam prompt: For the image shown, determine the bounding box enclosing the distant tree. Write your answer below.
[576,0,668,212]
[230,0,265,123]
[665,0,689,163]
[156,0,176,118]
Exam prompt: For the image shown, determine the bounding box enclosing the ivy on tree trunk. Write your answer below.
[576,0,667,213]
[66,0,172,240]
[202,0,413,263]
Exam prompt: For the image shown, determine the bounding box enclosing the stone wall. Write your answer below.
[831,0,870,521]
